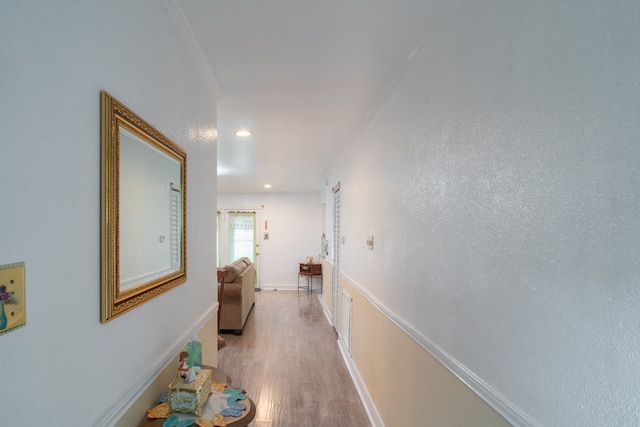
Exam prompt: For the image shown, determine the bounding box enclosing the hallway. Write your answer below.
[217,290,370,427]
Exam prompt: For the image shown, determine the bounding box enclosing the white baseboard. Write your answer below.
[261,283,298,291]
[320,294,333,326]
[338,339,384,427]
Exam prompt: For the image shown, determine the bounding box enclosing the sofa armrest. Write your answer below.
[235,264,256,288]
[220,263,256,333]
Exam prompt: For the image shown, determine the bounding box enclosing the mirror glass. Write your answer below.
[101,91,187,323]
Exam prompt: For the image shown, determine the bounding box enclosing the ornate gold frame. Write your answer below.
[101,91,187,323]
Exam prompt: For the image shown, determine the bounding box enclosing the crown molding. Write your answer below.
[326,0,451,178]
[166,0,224,99]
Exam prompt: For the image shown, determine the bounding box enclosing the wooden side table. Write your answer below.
[298,263,322,293]
[137,366,256,427]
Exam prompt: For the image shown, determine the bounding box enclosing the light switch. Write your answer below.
[0,262,26,335]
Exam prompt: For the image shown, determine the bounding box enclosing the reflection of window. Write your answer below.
[228,212,256,264]
[217,210,257,267]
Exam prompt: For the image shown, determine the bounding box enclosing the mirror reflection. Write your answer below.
[101,91,187,323]
[119,128,183,292]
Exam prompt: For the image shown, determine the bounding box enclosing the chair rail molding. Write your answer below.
[340,271,535,427]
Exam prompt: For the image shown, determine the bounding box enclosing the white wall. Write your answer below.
[119,130,182,287]
[0,1,218,425]
[218,193,323,289]
[326,1,640,426]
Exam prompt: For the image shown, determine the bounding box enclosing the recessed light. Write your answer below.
[264,184,272,189]
[235,129,252,137]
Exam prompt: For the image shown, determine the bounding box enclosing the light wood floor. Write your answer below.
[217,290,371,427]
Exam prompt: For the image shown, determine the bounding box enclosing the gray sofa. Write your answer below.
[218,257,256,334]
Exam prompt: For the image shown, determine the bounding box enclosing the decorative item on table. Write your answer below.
[159,415,202,427]
[187,326,202,368]
[168,351,212,417]
[147,378,250,426]
[307,256,313,264]
[146,402,171,419]
[177,351,190,380]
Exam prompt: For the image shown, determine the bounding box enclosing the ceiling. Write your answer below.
[177,0,438,194]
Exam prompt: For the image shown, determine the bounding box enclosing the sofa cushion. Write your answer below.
[237,257,251,269]
[222,264,241,282]
[221,257,252,282]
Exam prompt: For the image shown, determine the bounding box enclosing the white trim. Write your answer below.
[166,0,223,98]
[340,288,353,355]
[320,294,333,327]
[261,280,322,292]
[340,271,536,427]
[120,266,175,289]
[325,0,450,177]
[260,283,298,291]
[95,302,219,427]
[338,339,384,427]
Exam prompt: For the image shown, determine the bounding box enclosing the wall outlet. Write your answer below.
[0,262,26,335]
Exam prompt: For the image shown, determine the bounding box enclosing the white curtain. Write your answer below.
[228,211,256,263]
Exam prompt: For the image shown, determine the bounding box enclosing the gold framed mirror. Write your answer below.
[101,91,187,323]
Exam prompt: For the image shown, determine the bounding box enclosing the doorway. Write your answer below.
[217,210,260,287]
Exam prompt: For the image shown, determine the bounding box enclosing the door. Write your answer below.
[217,210,260,286]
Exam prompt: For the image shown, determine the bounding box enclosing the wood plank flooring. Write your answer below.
[217,290,371,427]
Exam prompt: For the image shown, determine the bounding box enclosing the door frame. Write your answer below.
[217,209,261,288]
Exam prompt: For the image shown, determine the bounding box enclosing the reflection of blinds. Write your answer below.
[170,189,180,269]
[228,211,256,263]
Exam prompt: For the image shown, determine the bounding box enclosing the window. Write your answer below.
[217,210,257,267]
[228,211,256,264]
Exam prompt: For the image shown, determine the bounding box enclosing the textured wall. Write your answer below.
[0,1,218,425]
[327,1,640,425]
